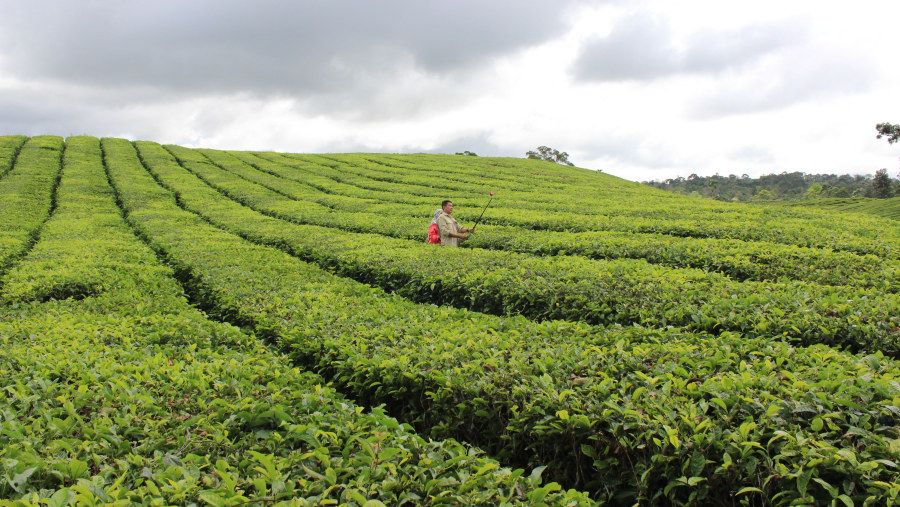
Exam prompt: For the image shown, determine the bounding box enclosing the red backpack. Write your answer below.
[427,223,441,244]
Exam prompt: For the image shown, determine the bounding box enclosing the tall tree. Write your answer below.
[876,122,900,144]
[877,123,900,183]
[871,168,894,198]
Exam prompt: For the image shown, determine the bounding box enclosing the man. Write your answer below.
[436,200,473,247]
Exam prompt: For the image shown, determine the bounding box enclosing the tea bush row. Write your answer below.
[102,137,900,505]
[264,152,899,259]
[146,143,899,357]
[0,136,587,506]
[188,147,898,290]
[0,135,28,179]
[318,152,891,236]
[0,136,63,275]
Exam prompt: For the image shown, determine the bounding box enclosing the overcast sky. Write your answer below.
[1,0,897,181]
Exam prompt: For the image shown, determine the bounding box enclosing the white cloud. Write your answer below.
[1,0,898,182]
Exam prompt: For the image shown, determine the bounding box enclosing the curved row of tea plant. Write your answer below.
[266,152,899,259]
[0,136,63,276]
[188,146,897,290]
[150,142,899,356]
[782,197,900,221]
[467,228,897,292]
[365,152,900,248]
[317,152,888,232]
[311,153,585,201]
[0,135,28,179]
[364,153,604,194]
[282,153,584,204]
[103,137,900,505]
[286,153,700,212]
[0,136,587,506]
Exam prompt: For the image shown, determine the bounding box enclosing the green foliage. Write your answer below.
[876,122,900,145]
[3,134,900,505]
[167,147,898,288]
[782,196,900,221]
[0,136,63,276]
[645,171,899,202]
[805,182,824,199]
[239,151,899,258]
[97,137,900,504]
[0,136,591,505]
[133,142,900,357]
[526,146,574,166]
[872,169,895,199]
[0,135,28,179]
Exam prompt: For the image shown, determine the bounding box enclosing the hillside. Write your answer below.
[777,196,900,221]
[2,135,899,505]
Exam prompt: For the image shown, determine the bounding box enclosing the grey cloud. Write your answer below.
[571,13,801,82]
[571,14,677,81]
[0,88,103,137]
[688,50,875,118]
[578,133,678,170]
[0,101,71,137]
[425,131,508,158]
[311,131,508,158]
[729,145,776,165]
[1,0,577,102]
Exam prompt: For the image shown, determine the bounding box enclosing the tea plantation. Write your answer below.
[1,135,898,506]
[781,197,900,222]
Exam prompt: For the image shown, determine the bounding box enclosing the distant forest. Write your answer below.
[643,170,900,202]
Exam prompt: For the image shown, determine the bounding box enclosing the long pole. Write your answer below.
[471,191,494,231]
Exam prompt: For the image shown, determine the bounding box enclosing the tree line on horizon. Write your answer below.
[643,170,899,202]
[647,123,900,202]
